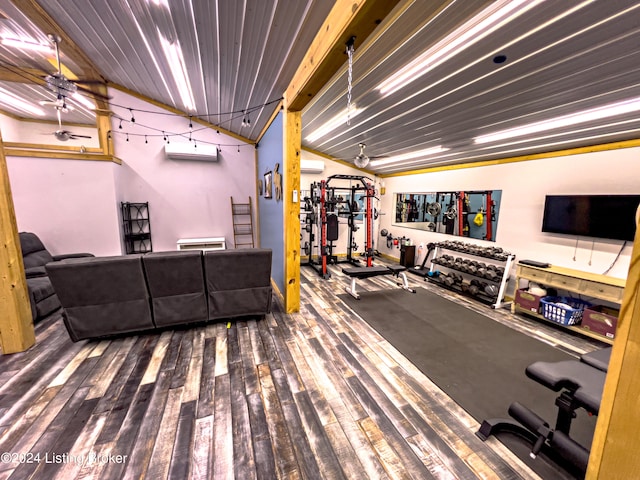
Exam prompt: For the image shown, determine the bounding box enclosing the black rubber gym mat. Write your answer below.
[340,287,597,477]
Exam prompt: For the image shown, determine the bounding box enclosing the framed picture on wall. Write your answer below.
[264,170,273,199]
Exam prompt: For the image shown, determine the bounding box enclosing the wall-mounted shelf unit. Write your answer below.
[513,263,625,345]
[121,202,152,254]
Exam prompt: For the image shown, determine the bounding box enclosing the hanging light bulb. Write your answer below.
[129,108,135,123]
[118,119,123,129]
[145,135,148,144]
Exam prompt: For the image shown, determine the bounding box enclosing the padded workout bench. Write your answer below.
[477,356,608,476]
[342,264,416,299]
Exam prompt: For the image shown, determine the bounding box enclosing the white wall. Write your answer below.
[4,88,256,256]
[0,113,100,148]
[110,89,256,252]
[7,155,121,256]
[378,147,640,279]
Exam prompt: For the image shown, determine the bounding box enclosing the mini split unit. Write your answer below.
[300,159,325,173]
[164,142,219,161]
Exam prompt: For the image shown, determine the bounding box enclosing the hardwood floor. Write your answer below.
[0,262,602,479]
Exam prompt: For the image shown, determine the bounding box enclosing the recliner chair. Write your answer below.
[19,232,93,322]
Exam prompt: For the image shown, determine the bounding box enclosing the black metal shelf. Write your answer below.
[121,202,152,254]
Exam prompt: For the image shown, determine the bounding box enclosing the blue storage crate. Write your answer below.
[540,296,592,326]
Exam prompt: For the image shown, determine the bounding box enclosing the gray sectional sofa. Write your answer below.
[20,232,94,322]
[46,248,272,341]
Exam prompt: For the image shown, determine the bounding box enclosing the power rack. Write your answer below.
[301,174,376,279]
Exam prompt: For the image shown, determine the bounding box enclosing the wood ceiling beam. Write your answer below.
[0,67,47,85]
[285,0,402,112]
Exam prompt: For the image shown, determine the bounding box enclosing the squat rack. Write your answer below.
[302,174,376,278]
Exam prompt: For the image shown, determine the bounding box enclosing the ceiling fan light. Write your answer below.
[354,153,369,168]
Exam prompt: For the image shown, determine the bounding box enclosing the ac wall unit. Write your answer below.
[177,237,226,252]
[300,159,325,173]
[165,142,219,161]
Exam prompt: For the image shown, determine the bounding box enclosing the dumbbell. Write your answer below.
[484,283,499,297]
[467,261,479,275]
[469,279,483,296]
[484,266,499,282]
[443,273,455,287]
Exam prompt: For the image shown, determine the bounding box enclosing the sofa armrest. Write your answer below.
[25,266,48,278]
[24,265,47,278]
[52,253,95,261]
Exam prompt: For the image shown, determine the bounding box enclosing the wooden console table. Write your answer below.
[513,263,626,344]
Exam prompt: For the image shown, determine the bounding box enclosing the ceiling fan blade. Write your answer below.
[70,134,92,139]
[75,84,111,100]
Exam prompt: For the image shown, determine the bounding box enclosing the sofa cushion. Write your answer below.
[204,249,272,319]
[25,276,60,321]
[46,255,154,341]
[142,251,208,327]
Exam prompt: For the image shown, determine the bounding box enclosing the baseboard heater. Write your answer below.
[177,237,226,252]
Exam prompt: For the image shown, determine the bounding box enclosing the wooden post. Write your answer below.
[586,226,640,478]
[0,129,36,354]
[283,104,301,313]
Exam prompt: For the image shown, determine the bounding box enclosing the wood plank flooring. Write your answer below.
[0,261,604,479]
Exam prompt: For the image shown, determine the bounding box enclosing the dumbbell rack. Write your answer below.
[428,241,515,309]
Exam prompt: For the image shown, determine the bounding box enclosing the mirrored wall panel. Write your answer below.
[393,190,502,241]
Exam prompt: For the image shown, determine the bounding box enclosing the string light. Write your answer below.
[118,119,123,129]
[126,133,129,142]
[145,135,148,144]
[129,108,135,123]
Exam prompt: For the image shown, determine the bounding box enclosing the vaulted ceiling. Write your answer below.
[1,0,639,175]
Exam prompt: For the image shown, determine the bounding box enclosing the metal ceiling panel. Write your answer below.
[0,0,639,173]
[301,0,640,174]
[18,0,335,139]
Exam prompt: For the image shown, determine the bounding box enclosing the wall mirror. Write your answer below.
[393,190,502,241]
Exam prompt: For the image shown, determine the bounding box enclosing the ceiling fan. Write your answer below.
[42,34,109,106]
[352,143,386,168]
[49,109,92,142]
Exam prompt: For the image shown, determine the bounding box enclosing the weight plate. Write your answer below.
[427,202,442,216]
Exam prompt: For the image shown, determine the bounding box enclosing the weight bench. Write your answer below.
[579,347,611,372]
[342,264,416,299]
[477,358,607,476]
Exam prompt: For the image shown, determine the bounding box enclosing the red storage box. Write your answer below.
[582,305,619,339]
[515,289,543,313]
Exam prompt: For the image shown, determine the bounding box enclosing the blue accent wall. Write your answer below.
[257,111,285,294]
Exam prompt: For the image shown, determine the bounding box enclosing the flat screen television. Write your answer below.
[542,195,640,241]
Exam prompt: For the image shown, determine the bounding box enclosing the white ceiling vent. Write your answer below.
[300,159,325,173]
[165,142,219,161]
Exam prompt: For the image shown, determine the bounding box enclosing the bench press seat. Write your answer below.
[342,264,406,277]
[525,360,606,414]
[341,264,415,299]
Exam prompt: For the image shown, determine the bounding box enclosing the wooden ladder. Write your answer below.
[230,196,255,248]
